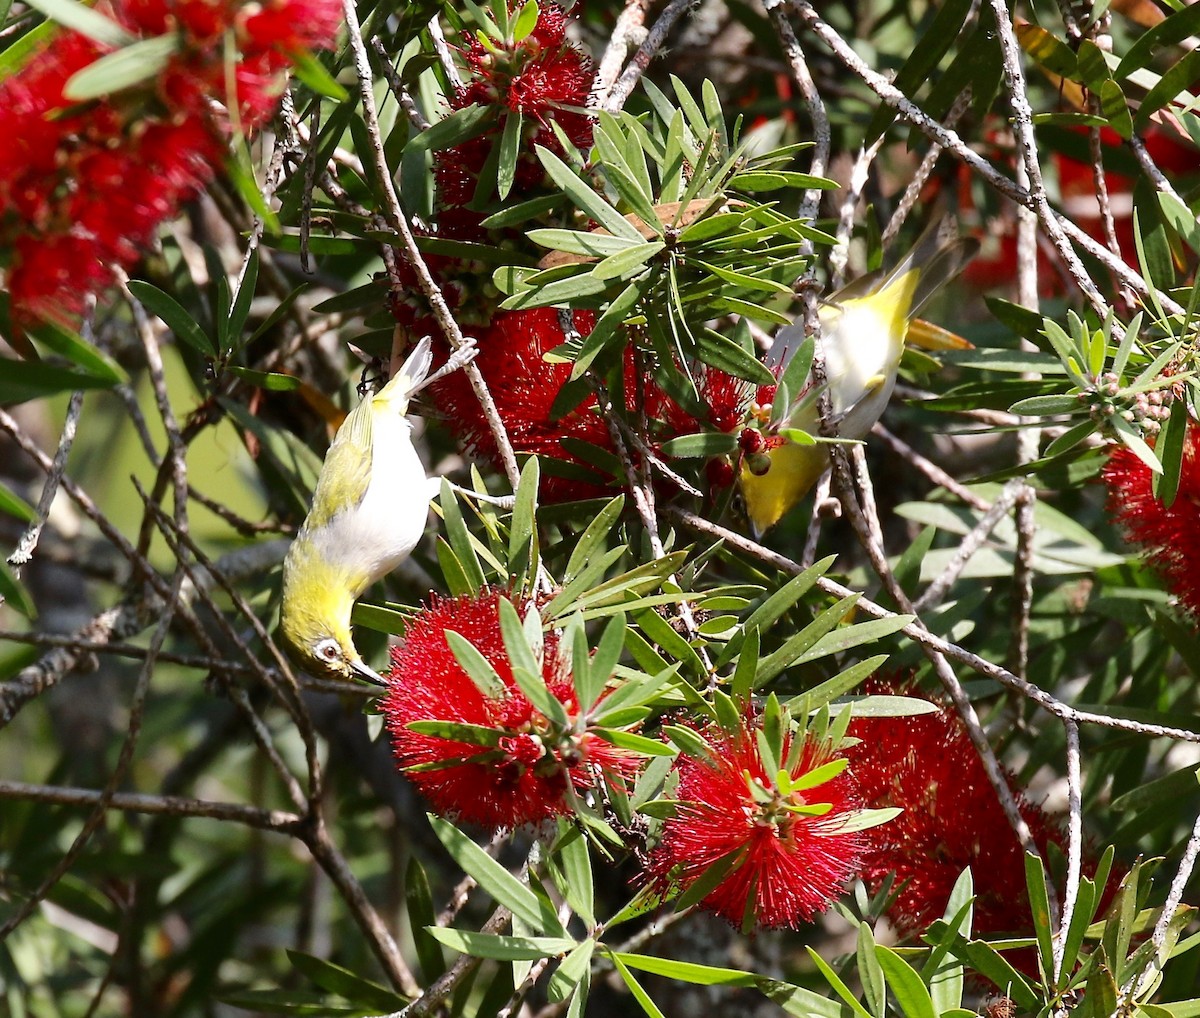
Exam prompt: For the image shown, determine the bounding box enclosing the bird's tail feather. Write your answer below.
[377,337,433,411]
[877,219,979,321]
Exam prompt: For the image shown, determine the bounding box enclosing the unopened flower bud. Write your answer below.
[739,428,766,454]
[747,452,772,476]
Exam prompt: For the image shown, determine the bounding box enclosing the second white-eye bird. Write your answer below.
[739,226,978,536]
[280,337,472,684]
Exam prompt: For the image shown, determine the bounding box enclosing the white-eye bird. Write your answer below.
[739,227,978,536]
[280,337,473,683]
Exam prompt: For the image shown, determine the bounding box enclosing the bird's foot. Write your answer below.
[412,336,479,394]
[440,480,517,509]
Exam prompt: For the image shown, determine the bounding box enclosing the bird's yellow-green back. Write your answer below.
[739,227,977,535]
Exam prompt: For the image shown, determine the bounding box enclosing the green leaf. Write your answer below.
[613,953,760,987]
[0,561,36,618]
[659,432,738,458]
[806,947,873,1018]
[932,925,1039,1010]
[663,724,715,760]
[1016,22,1077,77]
[406,104,494,153]
[1044,418,1098,459]
[438,479,487,592]
[508,456,540,581]
[875,946,936,1018]
[290,47,348,100]
[0,482,36,524]
[1024,853,1055,986]
[405,856,445,983]
[927,870,972,1013]
[788,656,889,714]
[555,827,596,929]
[0,20,57,78]
[285,950,406,1011]
[427,814,560,934]
[858,923,886,1018]
[864,0,973,142]
[527,229,645,259]
[445,630,508,699]
[762,979,855,1018]
[63,32,178,100]
[793,613,914,668]
[562,495,624,585]
[1112,415,1163,474]
[126,280,216,357]
[568,277,646,379]
[585,612,626,708]
[695,328,775,385]
[1115,2,1200,80]
[1009,394,1083,416]
[596,729,676,757]
[537,147,643,241]
[481,194,563,228]
[609,953,667,1018]
[548,941,595,1004]
[427,928,577,961]
[225,367,302,391]
[21,0,133,46]
[0,361,120,404]
[590,240,664,281]
[716,555,835,669]
[27,320,126,384]
[1134,51,1200,131]
[1159,192,1200,257]
[1100,79,1133,139]
[1153,397,1188,507]
[693,259,794,296]
[216,989,358,1015]
[497,109,522,200]
[248,284,309,342]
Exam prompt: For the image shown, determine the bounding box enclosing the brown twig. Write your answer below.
[663,505,1200,744]
[0,779,305,832]
[603,0,694,113]
[341,0,522,489]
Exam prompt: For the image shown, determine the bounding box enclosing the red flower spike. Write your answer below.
[1,0,342,327]
[846,678,1121,979]
[1103,425,1200,620]
[434,2,595,210]
[429,307,631,503]
[646,718,864,930]
[382,589,637,830]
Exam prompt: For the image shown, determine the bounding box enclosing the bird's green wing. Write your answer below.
[304,400,373,532]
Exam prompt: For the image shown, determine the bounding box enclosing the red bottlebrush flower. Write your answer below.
[1103,423,1200,620]
[1,0,341,327]
[846,678,1121,980]
[434,2,594,208]
[430,307,633,502]
[645,718,865,930]
[381,589,636,829]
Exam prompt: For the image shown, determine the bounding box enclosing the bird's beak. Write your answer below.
[349,658,387,687]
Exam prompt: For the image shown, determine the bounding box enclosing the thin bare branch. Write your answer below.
[0,780,305,832]
[341,0,522,488]
[604,0,693,112]
[8,389,84,571]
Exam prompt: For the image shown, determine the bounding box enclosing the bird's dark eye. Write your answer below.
[314,638,340,662]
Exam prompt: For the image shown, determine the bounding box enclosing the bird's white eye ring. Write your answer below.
[314,638,341,662]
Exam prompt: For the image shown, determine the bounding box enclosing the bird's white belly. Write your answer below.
[821,302,902,440]
[315,416,431,584]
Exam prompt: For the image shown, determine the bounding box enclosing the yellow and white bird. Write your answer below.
[280,338,472,683]
[739,228,977,536]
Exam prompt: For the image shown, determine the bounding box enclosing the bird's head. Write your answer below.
[282,617,385,686]
[280,541,385,686]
